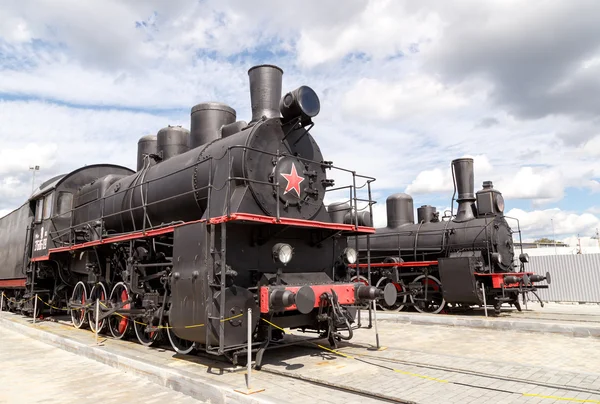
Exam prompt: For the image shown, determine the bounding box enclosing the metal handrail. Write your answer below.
[44,144,376,249]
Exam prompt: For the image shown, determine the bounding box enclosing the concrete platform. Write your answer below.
[0,312,387,404]
[3,305,600,404]
[365,302,600,337]
[0,326,205,404]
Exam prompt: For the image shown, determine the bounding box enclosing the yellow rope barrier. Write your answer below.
[36,295,80,311]
[0,292,35,305]
[2,294,242,330]
[98,300,244,329]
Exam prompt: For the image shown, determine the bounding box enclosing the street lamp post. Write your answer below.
[551,218,557,254]
[29,165,40,194]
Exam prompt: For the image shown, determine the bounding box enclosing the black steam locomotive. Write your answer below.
[0,64,394,364]
[346,158,550,316]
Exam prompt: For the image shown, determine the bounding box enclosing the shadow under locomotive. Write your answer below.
[0,64,397,367]
[342,158,551,316]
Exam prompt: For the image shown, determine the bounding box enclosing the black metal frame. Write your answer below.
[37,145,376,356]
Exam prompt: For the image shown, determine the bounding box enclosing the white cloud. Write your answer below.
[342,75,466,121]
[0,0,599,242]
[0,143,58,175]
[507,208,600,239]
[497,167,564,201]
[583,135,600,157]
[296,1,442,67]
[405,154,493,195]
[0,55,247,109]
[405,167,453,195]
[0,100,177,210]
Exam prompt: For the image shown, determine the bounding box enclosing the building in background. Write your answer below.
[516,236,600,256]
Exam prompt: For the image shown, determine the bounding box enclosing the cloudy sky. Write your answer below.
[1,0,599,241]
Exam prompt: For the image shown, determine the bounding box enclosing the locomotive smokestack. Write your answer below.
[452,158,476,222]
[248,64,283,123]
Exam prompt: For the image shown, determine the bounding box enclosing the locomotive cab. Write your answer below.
[28,166,134,259]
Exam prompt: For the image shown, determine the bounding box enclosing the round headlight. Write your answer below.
[343,248,357,264]
[272,243,293,265]
[280,85,321,121]
[492,252,503,264]
[495,194,505,212]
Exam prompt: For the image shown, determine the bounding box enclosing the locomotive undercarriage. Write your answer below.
[352,265,445,314]
[353,252,548,316]
[8,225,374,366]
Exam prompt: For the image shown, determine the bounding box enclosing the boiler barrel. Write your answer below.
[103,128,251,232]
[360,218,505,260]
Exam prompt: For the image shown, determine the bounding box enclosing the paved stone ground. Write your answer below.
[369,301,600,338]
[451,302,600,323]
[0,313,386,404]
[256,304,600,404]
[3,306,600,404]
[261,324,600,404]
[0,326,203,404]
[505,302,600,323]
[360,313,600,375]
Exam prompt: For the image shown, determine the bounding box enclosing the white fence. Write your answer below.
[527,253,600,303]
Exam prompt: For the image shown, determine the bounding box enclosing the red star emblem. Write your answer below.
[280,164,305,197]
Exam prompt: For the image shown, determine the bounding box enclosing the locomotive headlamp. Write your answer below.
[519,253,529,263]
[495,194,505,212]
[491,252,502,264]
[279,85,320,123]
[342,248,358,265]
[272,243,293,265]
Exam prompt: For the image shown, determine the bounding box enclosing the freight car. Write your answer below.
[0,64,395,365]
[343,158,550,316]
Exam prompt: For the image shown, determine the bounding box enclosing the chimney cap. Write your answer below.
[248,64,283,74]
[191,102,236,115]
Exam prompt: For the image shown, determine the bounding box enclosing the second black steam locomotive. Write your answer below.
[344,158,550,315]
[0,64,394,365]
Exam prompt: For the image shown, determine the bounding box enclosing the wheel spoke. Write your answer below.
[70,281,88,329]
[88,283,108,333]
[410,275,446,314]
[108,282,130,339]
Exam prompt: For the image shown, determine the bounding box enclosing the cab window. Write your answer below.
[57,192,73,218]
[34,199,43,222]
[42,193,53,219]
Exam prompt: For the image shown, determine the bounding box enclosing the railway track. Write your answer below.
[336,346,600,396]
[257,341,600,404]
[259,366,415,404]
